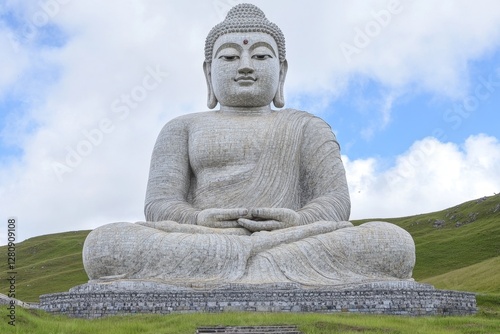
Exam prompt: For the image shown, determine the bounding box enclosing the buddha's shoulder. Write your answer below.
[281,109,331,128]
[168,111,215,123]
[159,111,217,130]
[281,108,321,118]
[159,110,329,131]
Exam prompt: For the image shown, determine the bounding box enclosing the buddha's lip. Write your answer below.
[234,76,257,82]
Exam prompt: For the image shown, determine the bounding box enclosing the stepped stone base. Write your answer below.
[39,280,476,318]
[196,326,303,333]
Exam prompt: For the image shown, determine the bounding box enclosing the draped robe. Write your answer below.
[83,109,415,286]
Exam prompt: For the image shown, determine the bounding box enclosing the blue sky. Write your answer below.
[329,56,500,161]
[1,0,500,244]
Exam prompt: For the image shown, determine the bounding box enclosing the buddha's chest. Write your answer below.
[188,115,273,171]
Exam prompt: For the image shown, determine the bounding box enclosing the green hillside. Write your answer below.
[422,256,500,293]
[1,230,90,301]
[1,194,499,303]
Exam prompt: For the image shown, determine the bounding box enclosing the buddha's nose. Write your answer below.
[238,56,254,75]
[238,66,254,75]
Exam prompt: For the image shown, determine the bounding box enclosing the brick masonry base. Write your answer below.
[39,280,476,318]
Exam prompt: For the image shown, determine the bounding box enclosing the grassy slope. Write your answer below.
[1,194,499,303]
[422,256,500,294]
[0,230,90,302]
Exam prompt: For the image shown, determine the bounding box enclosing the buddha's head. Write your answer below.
[204,4,288,109]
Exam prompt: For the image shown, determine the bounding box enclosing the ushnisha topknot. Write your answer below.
[204,3,286,63]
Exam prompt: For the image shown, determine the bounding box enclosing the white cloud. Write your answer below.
[1,0,500,244]
[333,0,500,95]
[345,134,500,219]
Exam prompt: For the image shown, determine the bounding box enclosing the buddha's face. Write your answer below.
[208,32,283,108]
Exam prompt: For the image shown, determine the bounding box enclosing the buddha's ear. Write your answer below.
[273,60,288,108]
[203,61,218,109]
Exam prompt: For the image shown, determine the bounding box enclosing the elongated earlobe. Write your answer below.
[203,61,218,109]
[273,60,288,108]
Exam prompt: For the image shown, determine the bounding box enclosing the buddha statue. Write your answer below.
[82,3,415,287]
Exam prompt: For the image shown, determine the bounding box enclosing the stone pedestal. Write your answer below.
[39,280,476,318]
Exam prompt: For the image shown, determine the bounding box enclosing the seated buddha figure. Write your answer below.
[82,4,415,287]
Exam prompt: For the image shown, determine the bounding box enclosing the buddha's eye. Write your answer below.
[219,55,239,61]
[252,54,272,60]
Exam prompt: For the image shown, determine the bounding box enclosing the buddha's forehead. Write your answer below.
[213,32,278,56]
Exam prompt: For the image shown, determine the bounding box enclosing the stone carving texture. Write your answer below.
[82,3,417,288]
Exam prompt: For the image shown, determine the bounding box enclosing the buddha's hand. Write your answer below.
[238,208,301,232]
[196,208,249,228]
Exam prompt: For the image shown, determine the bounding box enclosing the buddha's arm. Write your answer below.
[144,117,198,224]
[144,116,248,228]
[297,116,351,223]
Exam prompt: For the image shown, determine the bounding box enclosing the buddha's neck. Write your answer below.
[219,105,274,114]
